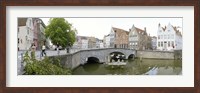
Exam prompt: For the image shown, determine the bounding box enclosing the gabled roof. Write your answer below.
[18,18,27,26]
[135,27,145,34]
[159,23,182,37]
[112,27,129,35]
[162,26,166,31]
[173,26,182,36]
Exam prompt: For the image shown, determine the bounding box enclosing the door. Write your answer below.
[164,41,167,50]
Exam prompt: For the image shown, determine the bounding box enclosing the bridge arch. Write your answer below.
[128,54,135,60]
[87,57,100,64]
[63,48,136,69]
[109,51,126,62]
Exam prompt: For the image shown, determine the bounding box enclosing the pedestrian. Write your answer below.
[57,45,60,55]
[41,44,46,57]
[31,43,36,59]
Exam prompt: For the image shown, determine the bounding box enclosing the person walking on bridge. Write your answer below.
[41,44,46,57]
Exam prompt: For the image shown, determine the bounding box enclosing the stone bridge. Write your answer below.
[49,48,136,69]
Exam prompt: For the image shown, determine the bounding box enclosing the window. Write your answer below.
[161,35,163,39]
[161,42,163,47]
[168,41,170,47]
[21,39,22,43]
[18,28,19,34]
[27,29,29,35]
[18,38,19,44]
[172,41,174,47]
[168,35,170,39]
[164,35,166,39]
[158,35,160,39]
[158,42,160,47]
[26,36,28,40]
[168,30,170,32]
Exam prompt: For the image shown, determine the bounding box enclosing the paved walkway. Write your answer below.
[17,49,80,75]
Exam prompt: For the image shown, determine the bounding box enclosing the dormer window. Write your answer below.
[168,30,170,32]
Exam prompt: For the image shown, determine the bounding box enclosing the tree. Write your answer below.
[45,18,77,48]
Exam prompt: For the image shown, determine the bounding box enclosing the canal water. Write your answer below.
[72,59,182,75]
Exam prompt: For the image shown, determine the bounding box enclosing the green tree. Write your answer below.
[45,18,77,48]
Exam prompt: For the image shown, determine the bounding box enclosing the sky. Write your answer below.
[41,18,182,40]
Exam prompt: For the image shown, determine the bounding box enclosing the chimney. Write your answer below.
[158,23,160,27]
[129,29,131,32]
[144,27,146,31]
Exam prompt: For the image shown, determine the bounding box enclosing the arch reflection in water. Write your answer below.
[72,59,182,75]
[83,57,100,72]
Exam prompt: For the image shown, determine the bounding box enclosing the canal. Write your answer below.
[72,59,182,75]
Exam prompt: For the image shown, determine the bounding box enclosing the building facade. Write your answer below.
[103,34,110,48]
[129,25,151,50]
[38,19,47,50]
[18,18,34,50]
[18,18,49,51]
[73,36,89,49]
[81,39,88,49]
[99,40,104,48]
[88,37,96,48]
[151,36,157,50]
[157,23,182,51]
[110,27,129,48]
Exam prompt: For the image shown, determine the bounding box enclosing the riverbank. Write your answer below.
[136,50,182,60]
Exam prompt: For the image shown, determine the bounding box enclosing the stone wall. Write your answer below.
[136,50,175,59]
[49,48,136,69]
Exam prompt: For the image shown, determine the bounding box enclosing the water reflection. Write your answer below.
[72,59,182,75]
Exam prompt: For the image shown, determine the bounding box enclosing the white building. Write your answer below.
[157,23,182,51]
[81,39,88,49]
[99,40,104,48]
[18,18,34,50]
[104,34,110,48]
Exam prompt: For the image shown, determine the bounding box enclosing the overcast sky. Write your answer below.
[41,18,182,39]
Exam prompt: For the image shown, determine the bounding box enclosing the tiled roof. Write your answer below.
[112,27,129,35]
[162,26,166,31]
[172,26,182,36]
[18,18,27,26]
[135,27,145,34]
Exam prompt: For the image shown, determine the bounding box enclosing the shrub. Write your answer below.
[23,51,71,75]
